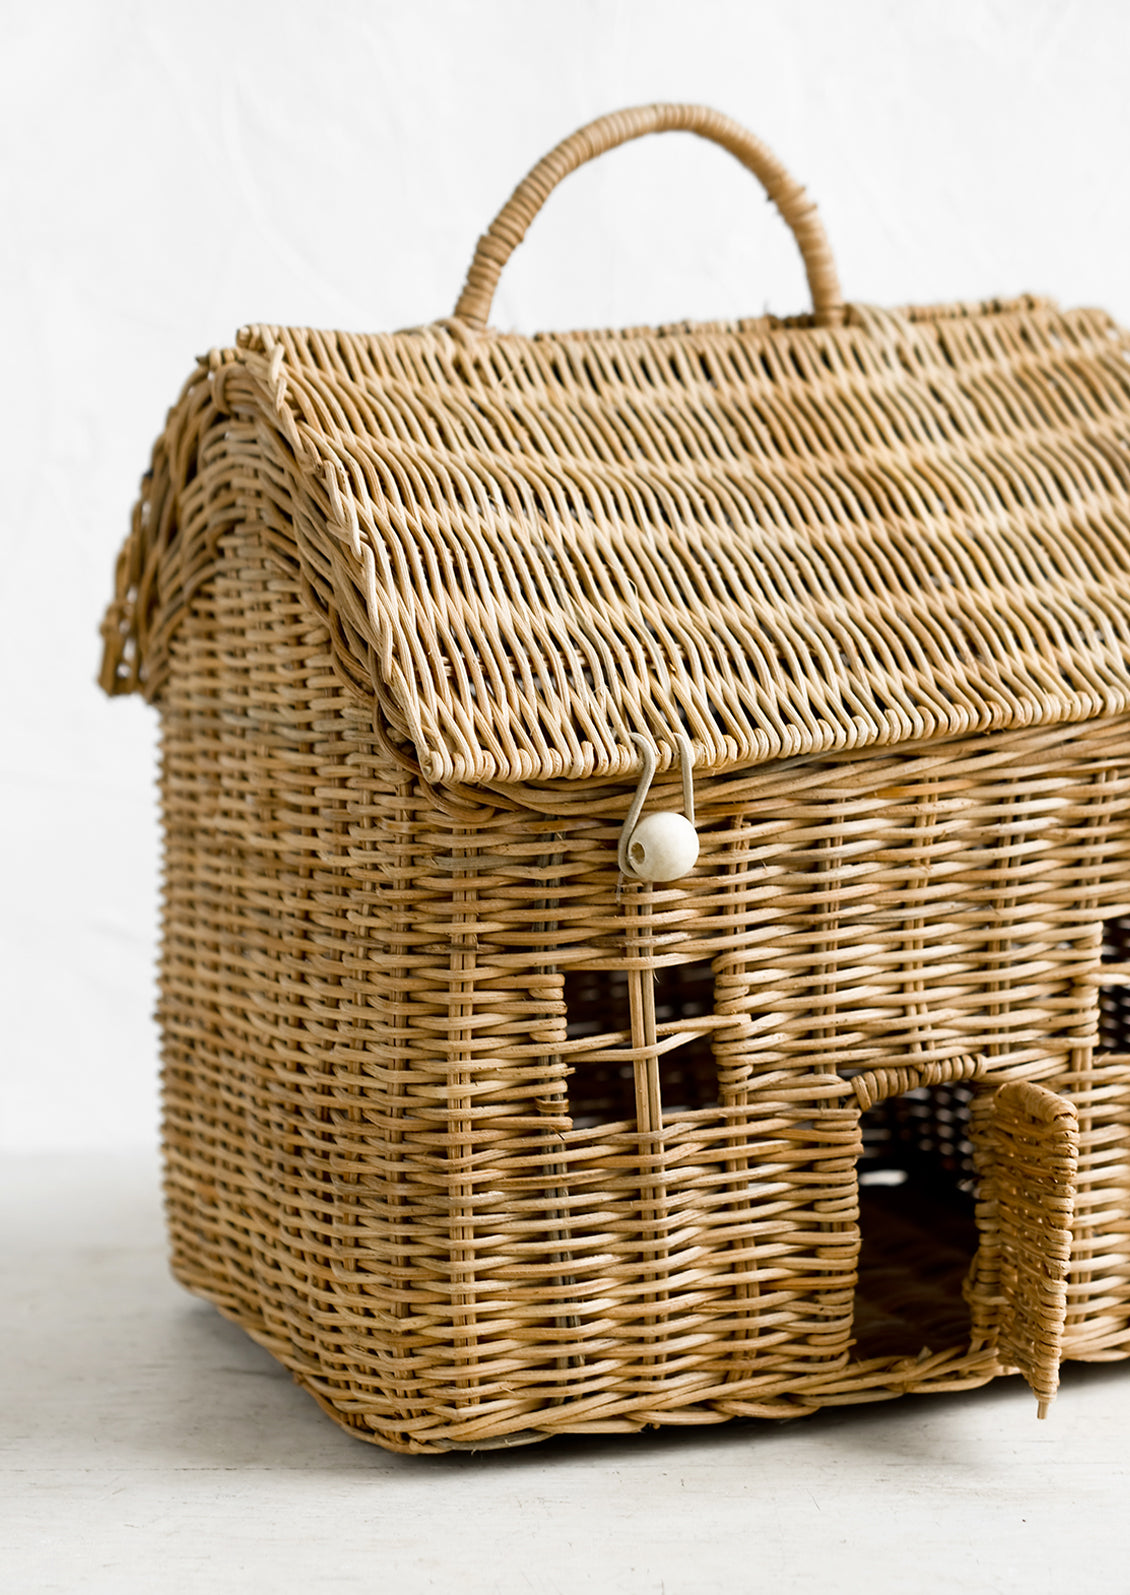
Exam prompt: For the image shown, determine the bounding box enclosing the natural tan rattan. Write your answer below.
[101,105,1130,1452]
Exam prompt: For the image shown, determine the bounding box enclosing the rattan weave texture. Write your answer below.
[101,105,1130,1451]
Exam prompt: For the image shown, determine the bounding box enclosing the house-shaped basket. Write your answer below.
[100,104,1130,1453]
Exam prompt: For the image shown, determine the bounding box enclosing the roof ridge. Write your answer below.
[103,297,1130,788]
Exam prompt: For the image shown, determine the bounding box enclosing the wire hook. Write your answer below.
[618,732,699,881]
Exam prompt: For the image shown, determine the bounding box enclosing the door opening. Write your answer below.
[852,1082,981,1362]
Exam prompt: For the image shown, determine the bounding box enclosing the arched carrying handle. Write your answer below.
[453,102,844,332]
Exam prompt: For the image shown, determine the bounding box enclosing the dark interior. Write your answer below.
[851,1083,980,1362]
[1100,915,1130,1052]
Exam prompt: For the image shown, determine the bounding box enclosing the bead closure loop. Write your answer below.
[618,732,699,881]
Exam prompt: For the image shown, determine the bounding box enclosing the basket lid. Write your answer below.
[101,106,1130,788]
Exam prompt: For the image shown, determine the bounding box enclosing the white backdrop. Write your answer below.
[3,0,1129,1151]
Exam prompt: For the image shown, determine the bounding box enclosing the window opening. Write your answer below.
[562,959,720,1127]
[562,966,634,1127]
[852,1083,980,1363]
[1099,917,1130,1053]
[1100,917,1130,963]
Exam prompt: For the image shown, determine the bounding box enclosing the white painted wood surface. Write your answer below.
[3,1154,1128,1593]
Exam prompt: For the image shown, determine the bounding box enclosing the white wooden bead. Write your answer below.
[625,811,699,882]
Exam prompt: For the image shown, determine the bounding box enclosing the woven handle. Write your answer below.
[453,102,844,331]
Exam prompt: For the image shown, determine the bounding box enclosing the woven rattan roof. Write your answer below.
[103,295,1130,786]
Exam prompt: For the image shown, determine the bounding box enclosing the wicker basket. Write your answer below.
[100,104,1130,1453]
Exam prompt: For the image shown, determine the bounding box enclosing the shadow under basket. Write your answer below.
[853,1085,979,1363]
